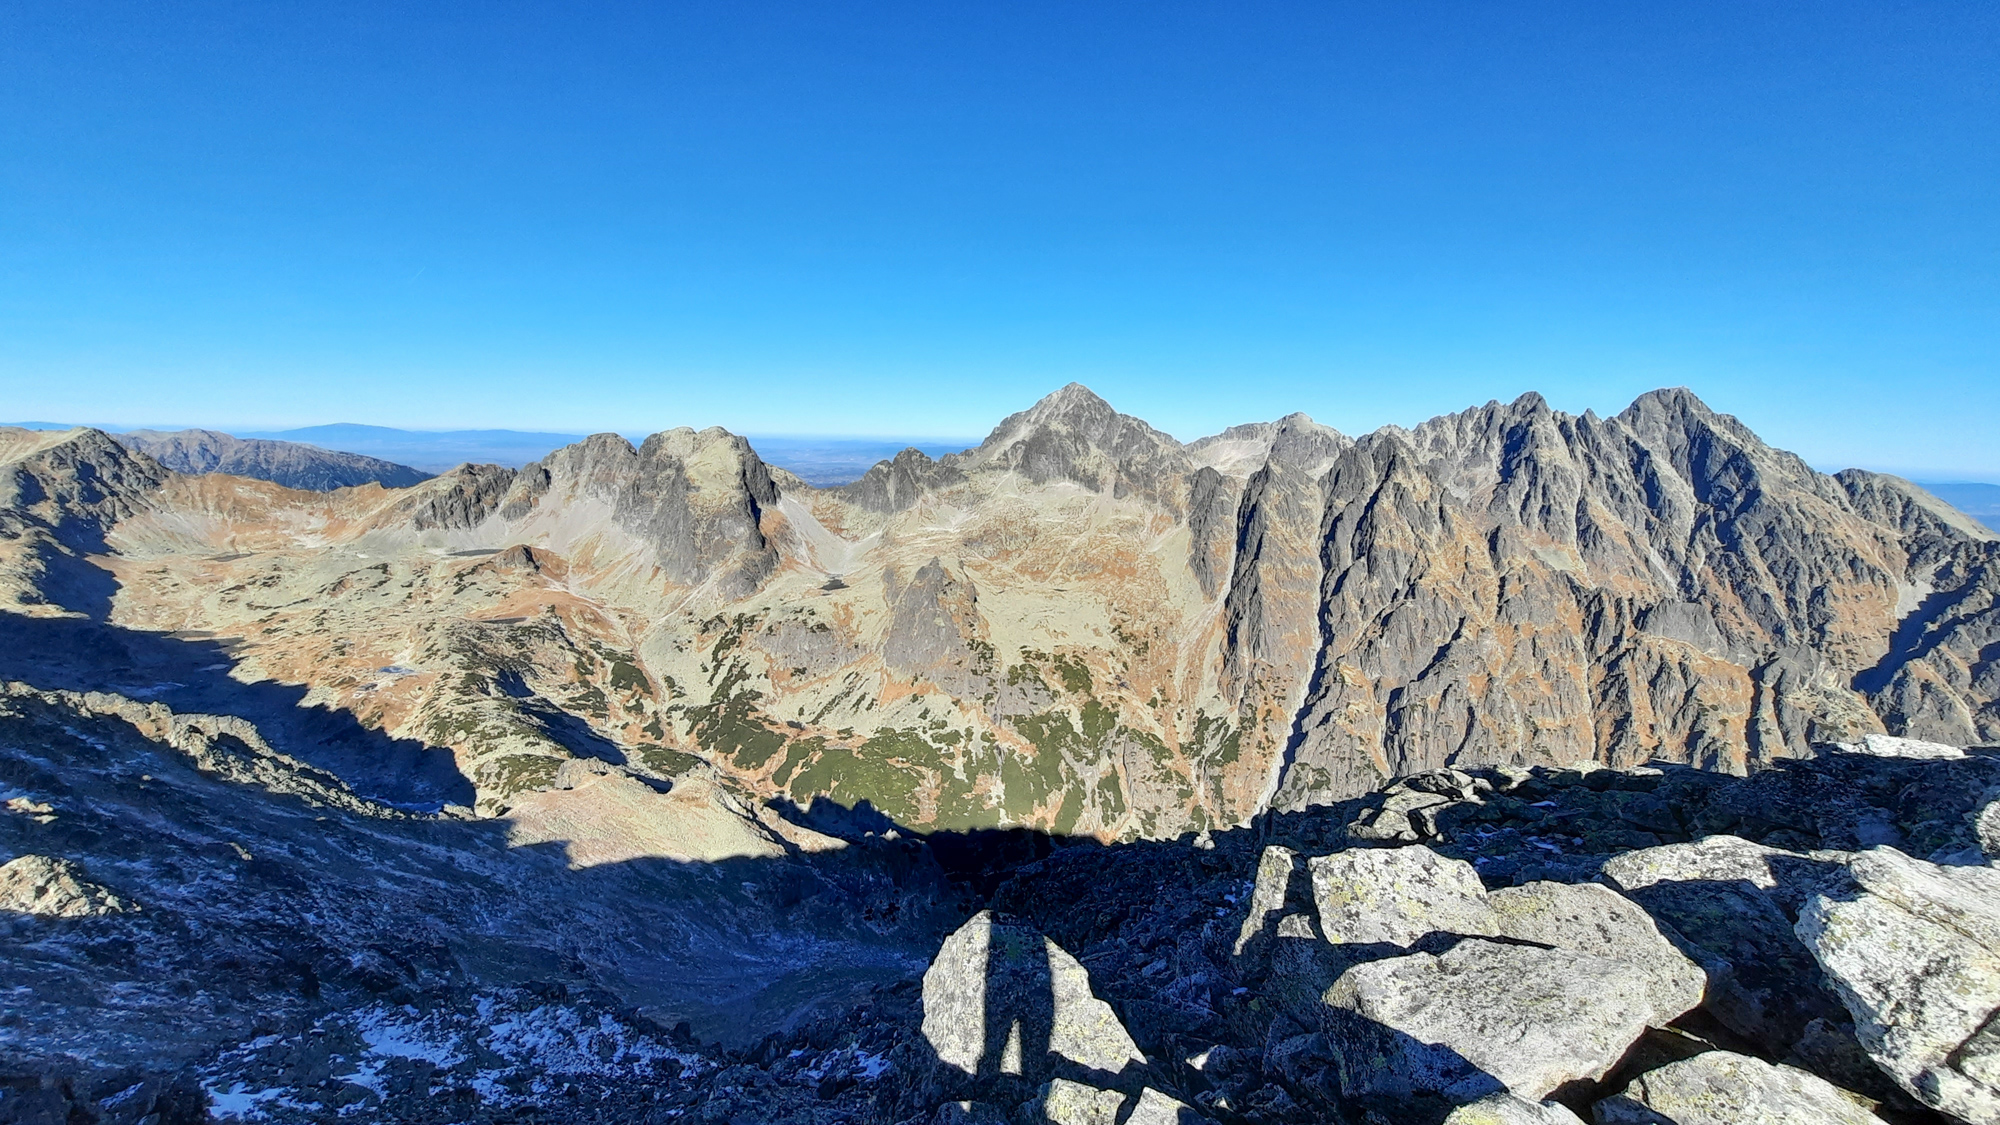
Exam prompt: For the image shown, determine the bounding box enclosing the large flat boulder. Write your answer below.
[1324,939,1680,1102]
[921,911,1144,1085]
[1829,733,1966,760]
[1308,845,1496,947]
[1799,847,2000,1123]
[1484,881,1706,1018]
[1591,1050,1876,1125]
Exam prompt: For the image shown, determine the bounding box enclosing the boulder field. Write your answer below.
[12,726,2000,1123]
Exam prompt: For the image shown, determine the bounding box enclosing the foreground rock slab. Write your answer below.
[921,910,1144,1084]
[1799,847,2000,1123]
[1591,1050,1876,1125]
[1443,1091,1587,1123]
[1325,938,1676,1102]
[1309,844,1495,947]
[1600,835,1853,1053]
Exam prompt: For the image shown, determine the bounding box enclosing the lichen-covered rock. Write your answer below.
[921,911,1144,1084]
[1798,847,2000,1122]
[1323,939,1678,1102]
[1974,786,2000,863]
[1125,1087,1200,1125]
[1599,834,1795,892]
[0,855,137,918]
[1025,1079,1127,1125]
[1591,1050,1876,1125]
[1308,845,1495,947]
[1443,1092,1587,1124]
[1484,881,1706,1018]
[1016,1080,1199,1125]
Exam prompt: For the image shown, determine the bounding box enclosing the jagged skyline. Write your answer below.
[4,4,1997,477]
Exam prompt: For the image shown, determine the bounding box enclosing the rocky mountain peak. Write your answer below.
[959,384,1190,510]
[1020,381,1115,427]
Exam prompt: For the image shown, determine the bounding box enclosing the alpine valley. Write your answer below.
[6,385,2000,1125]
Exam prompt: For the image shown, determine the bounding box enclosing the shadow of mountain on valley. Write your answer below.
[0,609,474,808]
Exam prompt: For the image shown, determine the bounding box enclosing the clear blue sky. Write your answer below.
[3,2,1996,477]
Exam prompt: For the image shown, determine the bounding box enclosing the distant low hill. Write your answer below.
[1917,482,2000,533]
[114,429,432,491]
[239,424,592,475]
[241,424,977,485]
[7,421,982,486]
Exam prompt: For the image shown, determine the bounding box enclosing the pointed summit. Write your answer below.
[960,384,1190,510]
[1018,382,1117,430]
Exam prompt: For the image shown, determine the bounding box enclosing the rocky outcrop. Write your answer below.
[1592,1050,1878,1125]
[0,854,137,917]
[1600,836,1852,1055]
[1308,844,1494,947]
[406,462,517,530]
[951,383,1192,514]
[1218,415,1350,772]
[919,911,1143,1095]
[1832,732,1968,759]
[834,448,966,514]
[491,427,781,596]
[1265,387,2000,810]
[1326,938,1681,1102]
[1445,1092,1587,1124]
[884,559,991,701]
[1291,845,1703,1104]
[1799,846,2000,1122]
[113,428,431,490]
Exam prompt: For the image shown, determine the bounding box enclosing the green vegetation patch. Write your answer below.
[479,753,562,798]
[785,741,927,826]
[684,661,787,770]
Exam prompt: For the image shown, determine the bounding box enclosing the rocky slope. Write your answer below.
[7,388,2000,1122]
[6,386,1994,841]
[111,429,432,491]
[9,685,1999,1123]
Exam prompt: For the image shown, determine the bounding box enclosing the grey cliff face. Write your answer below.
[1263,388,2000,807]
[409,463,518,530]
[0,427,167,532]
[884,558,991,702]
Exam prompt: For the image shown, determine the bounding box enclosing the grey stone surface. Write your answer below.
[1830,733,1967,759]
[0,854,136,918]
[1591,1050,1876,1125]
[1799,846,2000,1122]
[1308,844,1496,947]
[1484,881,1706,1018]
[1324,938,1674,1101]
[1443,1092,1587,1125]
[922,911,1144,1082]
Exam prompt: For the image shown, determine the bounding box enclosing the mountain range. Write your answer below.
[8,384,2000,1123]
[2,384,1995,839]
